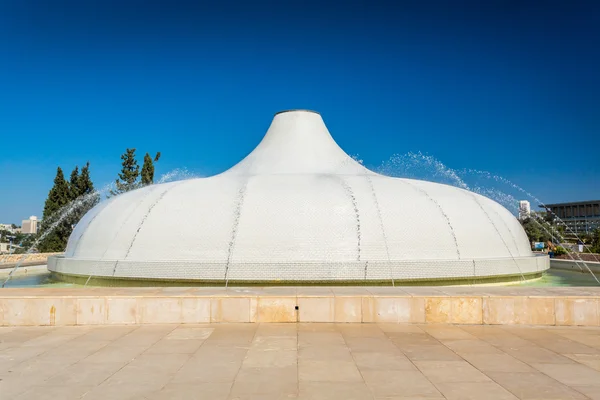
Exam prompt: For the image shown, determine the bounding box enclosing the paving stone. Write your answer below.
[1,323,600,399]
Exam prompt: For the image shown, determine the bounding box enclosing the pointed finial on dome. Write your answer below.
[274,109,320,116]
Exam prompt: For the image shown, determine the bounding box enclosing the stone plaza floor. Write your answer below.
[2,324,600,399]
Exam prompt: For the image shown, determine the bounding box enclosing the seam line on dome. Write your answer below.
[467,192,525,280]
[484,202,521,255]
[123,182,185,261]
[224,180,249,287]
[70,197,113,257]
[328,175,361,263]
[364,175,394,286]
[401,180,461,260]
[98,186,162,260]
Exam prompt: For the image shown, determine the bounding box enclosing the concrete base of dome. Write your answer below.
[48,255,549,287]
[50,270,545,287]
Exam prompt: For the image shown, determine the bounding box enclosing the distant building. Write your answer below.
[540,200,600,234]
[0,223,16,233]
[518,200,531,220]
[21,216,39,234]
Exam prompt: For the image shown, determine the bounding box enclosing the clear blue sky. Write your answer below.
[1,0,599,223]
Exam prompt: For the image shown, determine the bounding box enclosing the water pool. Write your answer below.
[1,265,598,288]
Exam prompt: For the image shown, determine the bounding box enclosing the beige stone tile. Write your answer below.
[334,296,362,323]
[1,298,77,326]
[374,297,425,323]
[255,323,297,337]
[441,339,505,354]
[361,296,376,322]
[414,360,491,383]
[344,337,398,353]
[298,344,354,361]
[298,297,334,322]
[502,345,577,364]
[531,362,600,386]
[79,381,164,400]
[571,385,600,400]
[79,325,138,341]
[13,384,94,400]
[565,353,600,371]
[483,297,515,325]
[556,298,600,326]
[556,332,600,349]
[362,370,442,397]
[147,382,231,400]
[451,297,483,324]
[172,360,242,383]
[515,297,555,325]
[180,297,211,323]
[420,325,475,340]
[110,324,175,347]
[81,344,149,363]
[46,361,125,386]
[257,297,297,323]
[244,349,297,367]
[460,353,534,372]
[297,322,338,332]
[533,337,600,354]
[425,298,451,323]
[193,343,250,361]
[377,323,424,333]
[76,298,106,325]
[211,297,253,323]
[251,335,297,350]
[166,326,214,340]
[298,381,373,400]
[338,323,386,338]
[231,366,297,395]
[400,345,463,362]
[387,332,441,347]
[206,327,256,344]
[106,297,138,324]
[486,371,588,399]
[434,382,518,400]
[228,395,298,400]
[298,331,346,346]
[298,359,363,382]
[137,297,183,324]
[145,338,206,354]
[352,351,417,371]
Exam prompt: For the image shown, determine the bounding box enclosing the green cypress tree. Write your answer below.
[140,152,160,186]
[109,148,140,196]
[68,166,80,200]
[75,162,100,224]
[66,166,80,230]
[141,153,154,186]
[39,167,71,252]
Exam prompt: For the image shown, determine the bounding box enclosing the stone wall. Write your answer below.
[0,252,63,267]
[1,286,599,326]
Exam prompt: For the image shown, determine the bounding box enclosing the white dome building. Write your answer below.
[49,110,548,285]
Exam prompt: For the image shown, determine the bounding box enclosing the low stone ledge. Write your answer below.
[1,287,600,326]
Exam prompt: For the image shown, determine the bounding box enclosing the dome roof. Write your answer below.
[51,110,546,284]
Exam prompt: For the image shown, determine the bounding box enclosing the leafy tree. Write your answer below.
[110,148,140,196]
[38,167,71,252]
[140,152,161,186]
[591,228,600,254]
